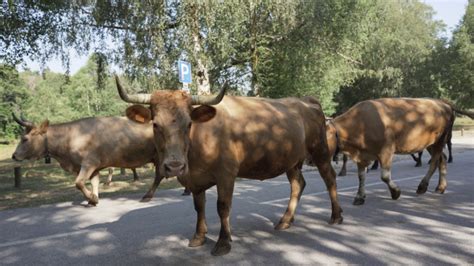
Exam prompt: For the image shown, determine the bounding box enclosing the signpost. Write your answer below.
[178,60,192,92]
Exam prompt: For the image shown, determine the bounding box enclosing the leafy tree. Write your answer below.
[334,0,445,114]
[444,0,474,108]
[0,64,28,139]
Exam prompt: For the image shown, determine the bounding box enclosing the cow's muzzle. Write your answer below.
[163,160,187,177]
[11,153,21,162]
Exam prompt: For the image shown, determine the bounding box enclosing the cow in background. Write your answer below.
[326,98,473,205]
[11,113,164,205]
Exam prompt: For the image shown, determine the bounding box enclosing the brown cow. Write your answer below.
[11,114,163,205]
[336,130,454,177]
[116,76,342,256]
[326,98,473,205]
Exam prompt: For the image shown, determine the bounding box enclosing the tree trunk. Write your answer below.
[190,4,211,95]
[14,167,21,188]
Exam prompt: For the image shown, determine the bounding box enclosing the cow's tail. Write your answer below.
[453,108,474,119]
[440,99,474,119]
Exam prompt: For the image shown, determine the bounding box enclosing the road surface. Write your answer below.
[0,137,473,265]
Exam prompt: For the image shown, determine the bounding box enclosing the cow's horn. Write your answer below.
[12,112,34,128]
[191,81,228,105]
[115,75,151,104]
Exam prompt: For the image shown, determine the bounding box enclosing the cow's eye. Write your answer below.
[21,137,28,143]
[187,122,192,130]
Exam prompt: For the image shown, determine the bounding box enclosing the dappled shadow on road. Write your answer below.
[0,155,472,264]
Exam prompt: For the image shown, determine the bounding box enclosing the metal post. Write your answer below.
[461,128,464,136]
[14,167,21,188]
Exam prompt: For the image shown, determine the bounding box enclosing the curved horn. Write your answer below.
[191,81,228,105]
[115,75,151,104]
[12,112,34,128]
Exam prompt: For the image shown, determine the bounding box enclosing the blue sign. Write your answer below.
[178,61,192,83]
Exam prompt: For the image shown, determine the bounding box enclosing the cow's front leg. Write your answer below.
[189,191,207,247]
[211,180,235,256]
[141,167,164,202]
[75,166,97,206]
[353,162,369,205]
[275,166,306,230]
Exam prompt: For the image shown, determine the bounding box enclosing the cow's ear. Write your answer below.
[38,120,49,134]
[126,105,152,123]
[190,105,216,123]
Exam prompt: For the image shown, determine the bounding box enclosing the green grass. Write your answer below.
[454,116,474,131]
[0,143,182,210]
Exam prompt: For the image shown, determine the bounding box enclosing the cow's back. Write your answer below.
[335,98,453,156]
[52,117,154,169]
[188,96,320,180]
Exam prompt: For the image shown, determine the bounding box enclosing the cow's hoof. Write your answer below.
[390,188,401,200]
[338,171,346,177]
[104,182,112,186]
[86,201,97,207]
[88,194,99,205]
[353,196,365,205]
[448,158,453,163]
[140,196,152,202]
[188,234,206,247]
[275,221,291,230]
[415,162,422,167]
[211,241,231,256]
[329,216,343,225]
[416,183,428,194]
[182,191,191,196]
[435,186,446,194]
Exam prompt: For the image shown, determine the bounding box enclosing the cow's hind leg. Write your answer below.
[447,137,453,163]
[338,154,348,176]
[436,152,448,193]
[315,159,343,224]
[105,168,113,186]
[275,166,306,230]
[370,160,379,171]
[353,162,369,205]
[379,151,401,200]
[417,145,443,194]
[211,178,235,256]
[189,191,208,247]
[89,174,100,206]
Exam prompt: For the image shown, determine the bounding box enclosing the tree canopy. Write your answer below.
[0,0,472,139]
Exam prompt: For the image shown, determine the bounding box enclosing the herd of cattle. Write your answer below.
[10,76,474,256]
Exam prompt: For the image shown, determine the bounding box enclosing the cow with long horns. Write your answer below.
[115,76,342,256]
[11,113,163,205]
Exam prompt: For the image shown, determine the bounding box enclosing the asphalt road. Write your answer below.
[1,139,473,265]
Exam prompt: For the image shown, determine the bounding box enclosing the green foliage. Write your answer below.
[0,0,471,117]
[334,0,445,114]
[0,55,126,140]
[444,0,474,108]
[0,64,29,139]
